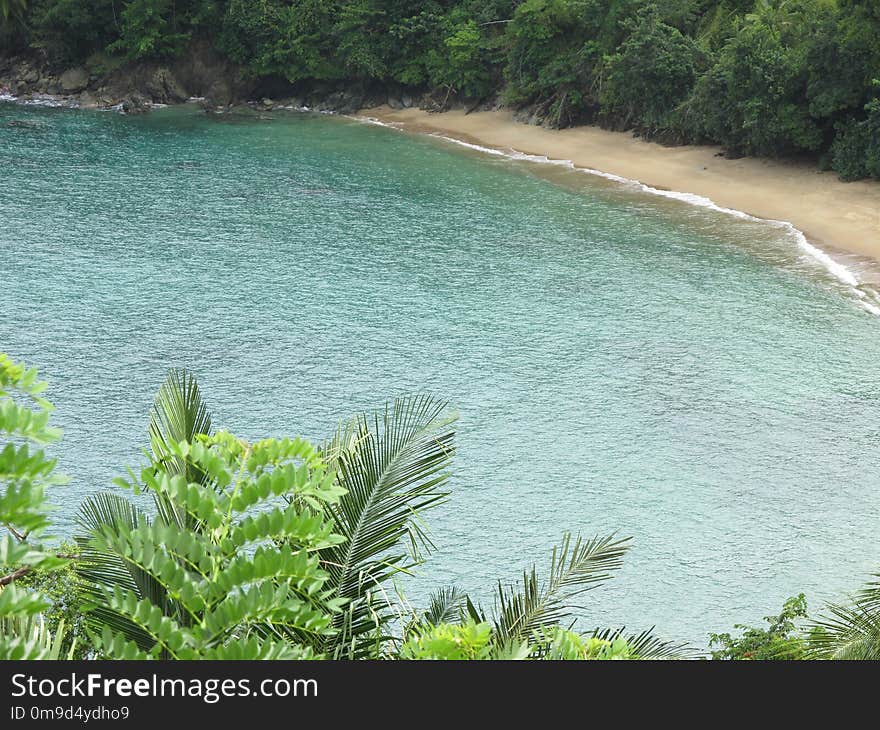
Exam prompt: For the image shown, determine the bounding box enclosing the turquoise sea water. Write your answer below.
[2,102,880,648]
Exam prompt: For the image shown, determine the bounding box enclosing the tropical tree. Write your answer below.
[77,434,348,659]
[75,370,349,659]
[810,576,880,660]
[0,355,69,659]
[73,368,684,660]
[74,370,212,651]
[305,395,456,658]
[709,594,810,660]
[405,532,688,659]
[75,370,456,660]
[600,5,700,133]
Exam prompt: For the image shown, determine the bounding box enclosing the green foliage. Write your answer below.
[401,620,498,659]
[0,0,28,26]
[387,9,444,87]
[26,0,119,63]
[406,532,689,659]
[0,354,68,659]
[78,432,347,659]
[426,18,495,99]
[601,5,700,132]
[401,621,640,659]
[108,0,190,60]
[830,94,880,181]
[708,594,809,660]
[810,573,880,659]
[18,543,88,658]
[5,0,880,178]
[311,395,456,659]
[16,356,872,661]
[0,615,72,660]
[218,0,344,82]
[503,0,601,126]
[489,532,630,646]
[683,2,825,156]
[75,369,348,660]
[532,627,636,659]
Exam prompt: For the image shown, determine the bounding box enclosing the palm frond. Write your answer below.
[74,492,169,652]
[148,368,212,527]
[0,615,69,660]
[493,532,630,644]
[317,395,456,657]
[149,368,212,458]
[423,586,468,626]
[589,626,693,659]
[811,602,880,660]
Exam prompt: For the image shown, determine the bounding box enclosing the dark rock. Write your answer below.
[511,105,544,126]
[121,93,150,114]
[145,68,188,104]
[204,78,233,107]
[314,89,363,114]
[401,93,413,108]
[60,67,89,94]
[274,96,303,109]
[387,96,404,110]
[360,90,386,109]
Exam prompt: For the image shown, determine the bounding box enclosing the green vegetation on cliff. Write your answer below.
[2,0,879,180]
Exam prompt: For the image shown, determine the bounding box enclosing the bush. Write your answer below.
[709,594,810,660]
[0,355,69,659]
[27,0,119,63]
[830,97,880,181]
[503,0,601,126]
[601,5,700,132]
[683,9,823,156]
[108,0,191,61]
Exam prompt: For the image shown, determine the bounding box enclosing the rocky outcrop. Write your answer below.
[0,42,256,111]
[0,46,461,118]
[121,93,150,115]
[59,67,89,94]
[144,68,189,104]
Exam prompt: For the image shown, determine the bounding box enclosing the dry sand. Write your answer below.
[361,106,880,271]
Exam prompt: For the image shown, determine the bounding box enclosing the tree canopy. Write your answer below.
[2,0,879,178]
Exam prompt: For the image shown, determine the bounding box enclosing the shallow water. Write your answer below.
[2,103,880,648]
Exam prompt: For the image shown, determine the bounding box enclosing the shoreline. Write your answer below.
[360,106,880,290]
[5,90,880,306]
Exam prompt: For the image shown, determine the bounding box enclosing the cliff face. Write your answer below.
[0,42,259,112]
[0,44,478,116]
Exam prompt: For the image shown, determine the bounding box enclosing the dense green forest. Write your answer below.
[1,0,879,180]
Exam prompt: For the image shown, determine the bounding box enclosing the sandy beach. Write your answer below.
[362,106,880,271]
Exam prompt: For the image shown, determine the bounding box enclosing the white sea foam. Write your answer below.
[355,115,404,129]
[24,96,63,107]
[1,93,81,108]
[419,131,877,315]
